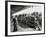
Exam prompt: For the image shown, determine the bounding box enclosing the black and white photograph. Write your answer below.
[6,1,45,36]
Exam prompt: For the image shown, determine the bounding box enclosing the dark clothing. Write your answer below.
[13,18,17,32]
